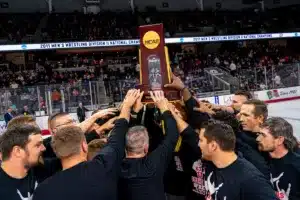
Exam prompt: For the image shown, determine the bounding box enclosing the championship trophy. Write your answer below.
[137,23,181,102]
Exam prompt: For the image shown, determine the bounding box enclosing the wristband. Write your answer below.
[180,87,187,93]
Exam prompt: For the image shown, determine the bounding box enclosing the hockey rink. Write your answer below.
[268,99,300,139]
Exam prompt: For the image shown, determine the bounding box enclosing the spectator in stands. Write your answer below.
[273,73,281,88]
[21,105,32,116]
[4,107,14,127]
[230,60,237,76]
[77,102,88,123]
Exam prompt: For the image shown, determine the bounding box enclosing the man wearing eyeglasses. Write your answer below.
[43,108,119,159]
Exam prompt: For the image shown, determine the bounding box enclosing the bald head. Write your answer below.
[48,112,74,134]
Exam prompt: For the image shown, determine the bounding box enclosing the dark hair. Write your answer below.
[261,117,299,151]
[212,110,240,132]
[0,125,41,161]
[243,99,268,121]
[202,120,236,151]
[7,115,36,129]
[234,90,252,100]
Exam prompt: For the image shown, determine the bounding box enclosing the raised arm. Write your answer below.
[78,107,119,134]
[147,91,180,173]
[93,89,141,169]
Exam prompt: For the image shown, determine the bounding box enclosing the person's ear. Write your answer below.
[276,136,285,146]
[209,141,218,153]
[52,128,58,135]
[12,146,25,159]
[144,144,149,154]
[82,141,88,154]
[257,115,265,125]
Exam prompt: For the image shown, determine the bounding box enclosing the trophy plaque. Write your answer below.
[137,23,181,102]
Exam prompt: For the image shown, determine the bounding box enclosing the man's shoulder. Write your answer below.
[33,174,62,200]
[235,157,266,180]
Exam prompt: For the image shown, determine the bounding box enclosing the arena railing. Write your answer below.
[0,80,109,118]
[1,62,299,119]
[237,62,300,91]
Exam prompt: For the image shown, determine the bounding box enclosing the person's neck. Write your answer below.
[212,151,238,169]
[1,160,28,179]
[126,152,146,159]
[270,146,289,159]
[250,125,261,133]
[61,155,86,170]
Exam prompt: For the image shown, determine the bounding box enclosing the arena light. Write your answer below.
[0,32,298,52]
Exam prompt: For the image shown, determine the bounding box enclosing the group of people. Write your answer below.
[0,73,299,200]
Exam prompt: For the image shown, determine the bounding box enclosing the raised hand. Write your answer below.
[167,103,183,119]
[133,91,144,113]
[94,107,119,119]
[100,116,118,132]
[123,89,141,109]
[164,73,185,91]
[119,89,141,122]
[150,90,169,113]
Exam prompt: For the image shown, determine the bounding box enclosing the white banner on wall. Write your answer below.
[256,86,300,101]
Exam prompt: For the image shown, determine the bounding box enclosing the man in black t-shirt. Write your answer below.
[0,125,60,200]
[237,100,270,178]
[199,121,278,200]
[257,117,300,200]
[33,89,141,200]
[118,91,180,200]
[177,118,278,200]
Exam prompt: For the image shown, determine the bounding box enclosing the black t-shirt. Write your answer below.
[269,151,300,200]
[0,158,61,200]
[181,126,206,200]
[164,151,189,196]
[235,131,270,178]
[182,97,210,200]
[181,126,278,200]
[32,119,128,200]
[118,111,179,200]
[204,157,278,200]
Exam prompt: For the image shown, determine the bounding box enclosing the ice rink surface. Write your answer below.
[268,99,300,139]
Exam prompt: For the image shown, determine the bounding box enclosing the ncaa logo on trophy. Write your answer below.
[143,31,161,49]
[137,23,181,102]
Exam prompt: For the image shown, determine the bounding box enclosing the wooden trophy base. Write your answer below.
[136,84,181,103]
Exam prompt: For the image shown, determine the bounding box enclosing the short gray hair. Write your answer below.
[126,126,149,154]
[261,117,298,151]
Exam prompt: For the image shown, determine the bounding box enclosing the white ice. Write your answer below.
[268,99,300,140]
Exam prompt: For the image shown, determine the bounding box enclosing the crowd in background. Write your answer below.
[0,6,299,115]
[1,5,300,43]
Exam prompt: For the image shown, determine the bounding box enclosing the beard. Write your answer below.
[23,150,42,169]
[258,143,275,152]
